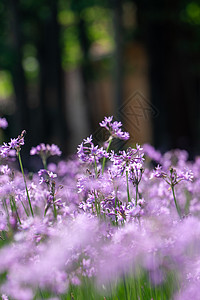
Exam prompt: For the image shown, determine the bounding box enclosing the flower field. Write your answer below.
[0,116,199,300]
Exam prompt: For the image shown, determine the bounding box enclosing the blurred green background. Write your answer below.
[0,0,200,161]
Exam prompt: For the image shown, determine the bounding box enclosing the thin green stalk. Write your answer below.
[18,151,34,217]
[122,274,129,300]
[10,196,21,224]
[171,185,181,218]
[20,199,29,217]
[114,196,118,225]
[94,157,98,178]
[126,169,131,202]
[135,184,138,206]
[9,197,14,212]
[38,288,44,299]
[1,230,6,241]
[102,137,112,174]
[94,192,99,216]
[42,157,47,170]
[53,197,57,220]
[51,181,57,220]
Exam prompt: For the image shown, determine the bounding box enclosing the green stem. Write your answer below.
[10,196,21,225]
[135,184,138,206]
[18,151,34,217]
[114,196,118,225]
[51,182,57,219]
[94,191,99,216]
[42,157,47,170]
[20,199,29,217]
[94,157,98,178]
[53,197,57,219]
[38,288,44,299]
[126,168,131,202]
[171,185,181,218]
[102,137,112,174]
[122,274,129,300]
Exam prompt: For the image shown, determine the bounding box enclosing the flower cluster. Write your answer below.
[0,130,25,157]
[150,165,193,185]
[99,116,130,140]
[0,116,198,300]
[110,144,144,176]
[77,135,109,164]
[0,117,8,129]
[30,143,62,157]
[38,169,57,185]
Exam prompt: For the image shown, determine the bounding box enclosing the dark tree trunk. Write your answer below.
[77,16,95,130]
[37,0,69,154]
[136,0,198,155]
[111,0,124,121]
[8,0,29,138]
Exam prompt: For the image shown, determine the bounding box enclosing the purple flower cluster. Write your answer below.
[30,143,62,157]
[110,144,144,174]
[0,117,199,300]
[150,165,193,185]
[99,116,130,140]
[38,169,57,184]
[0,130,25,157]
[0,117,8,129]
[77,135,109,164]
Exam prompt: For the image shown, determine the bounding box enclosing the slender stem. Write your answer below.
[122,274,128,300]
[102,137,112,174]
[126,168,131,202]
[135,184,138,206]
[9,197,14,212]
[10,196,21,225]
[51,182,57,219]
[171,185,181,218]
[94,157,98,178]
[94,191,99,216]
[42,157,47,170]
[18,151,34,217]
[38,288,44,299]
[53,197,57,220]
[20,199,29,217]
[114,195,118,225]
[10,196,21,224]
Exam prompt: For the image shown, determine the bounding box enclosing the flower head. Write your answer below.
[30,143,61,158]
[0,130,25,157]
[77,135,109,164]
[99,116,130,140]
[0,117,8,129]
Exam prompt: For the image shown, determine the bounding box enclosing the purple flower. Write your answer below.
[0,117,8,129]
[0,165,11,175]
[150,165,193,185]
[0,144,10,158]
[77,138,109,164]
[126,162,144,186]
[38,169,57,184]
[9,138,19,149]
[143,143,162,162]
[30,143,62,158]
[83,135,93,144]
[0,131,25,157]
[99,116,130,140]
[110,144,144,175]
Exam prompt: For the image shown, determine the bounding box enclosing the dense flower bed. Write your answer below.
[0,116,199,300]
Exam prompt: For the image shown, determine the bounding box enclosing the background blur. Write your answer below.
[0,0,200,162]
